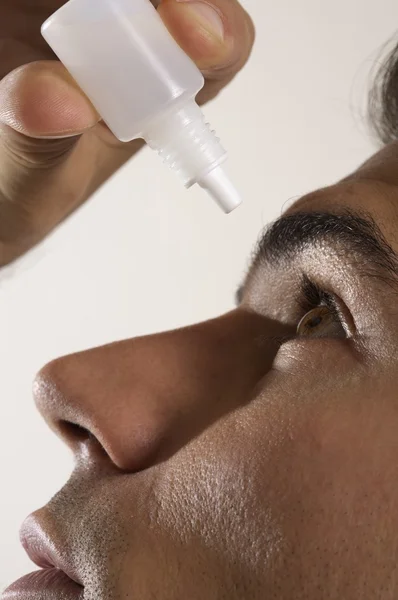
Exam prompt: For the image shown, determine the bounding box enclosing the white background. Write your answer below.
[1,0,397,588]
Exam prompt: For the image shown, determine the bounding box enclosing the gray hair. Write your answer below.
[369,37,398,145]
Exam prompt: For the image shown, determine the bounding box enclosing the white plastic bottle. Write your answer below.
[41,0,242,213]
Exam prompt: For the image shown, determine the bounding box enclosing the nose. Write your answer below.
[33,310,283,471]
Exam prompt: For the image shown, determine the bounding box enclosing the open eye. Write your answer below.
[297,305,346,338]
[296,277,348,339]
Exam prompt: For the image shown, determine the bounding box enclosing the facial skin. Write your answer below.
[4,142,398,600]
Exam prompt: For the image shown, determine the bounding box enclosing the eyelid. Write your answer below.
[324,292,355,338]
[300,277,356,338]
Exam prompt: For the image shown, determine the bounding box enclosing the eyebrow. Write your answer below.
[237,210,398,302]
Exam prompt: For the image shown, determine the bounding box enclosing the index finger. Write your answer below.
[158,0,255,101]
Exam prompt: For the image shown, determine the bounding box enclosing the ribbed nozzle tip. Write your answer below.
[198,167,242,214]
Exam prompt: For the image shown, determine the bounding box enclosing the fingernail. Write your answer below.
[177,1,225,41]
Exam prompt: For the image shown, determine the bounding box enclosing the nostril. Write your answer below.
[58,420,94,443]
[58,420,110,455]
[58,420,112,464]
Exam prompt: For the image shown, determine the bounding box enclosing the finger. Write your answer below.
[0,60,99,140]
[158,0,255,96]
[0,61,103,262]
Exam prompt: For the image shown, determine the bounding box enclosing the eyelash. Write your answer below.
[264,277,350,348]
[299,276,342,326]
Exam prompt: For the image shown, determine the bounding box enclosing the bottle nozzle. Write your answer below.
[145,100,242,213]
[198,167,242,214]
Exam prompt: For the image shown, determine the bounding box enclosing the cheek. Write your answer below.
[253,373,398,587]
[295,384,398,520]
[201,368,398,569]
[143,410,291,586]
[277,400,398,594]
[117,363,398,596]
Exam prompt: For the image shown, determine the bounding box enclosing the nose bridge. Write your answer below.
[33,310,277,472]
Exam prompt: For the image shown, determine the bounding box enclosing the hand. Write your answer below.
[0,0,254,266]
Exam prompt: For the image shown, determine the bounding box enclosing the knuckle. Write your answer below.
[0,124,76,170]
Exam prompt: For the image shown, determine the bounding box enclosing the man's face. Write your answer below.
[5,143,398,600]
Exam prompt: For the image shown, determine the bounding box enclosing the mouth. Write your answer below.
[1,569,83,600]
[1,513,84,600]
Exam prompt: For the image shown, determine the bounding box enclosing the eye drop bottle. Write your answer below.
[41,0,242,213]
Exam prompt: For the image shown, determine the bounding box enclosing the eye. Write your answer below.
[297,305,346,338]
[296,277,348,339]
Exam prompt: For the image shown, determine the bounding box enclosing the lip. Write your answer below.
[19,512,82,584]
[1,568,83,599]
[1,512,84,599]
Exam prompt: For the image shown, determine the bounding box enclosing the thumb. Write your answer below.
[0,60,99,144]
